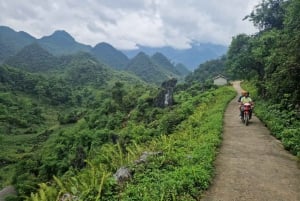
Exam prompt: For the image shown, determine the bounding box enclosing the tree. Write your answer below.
[111,81,124,105]
[244,0,288,31]
[226,34,257,80]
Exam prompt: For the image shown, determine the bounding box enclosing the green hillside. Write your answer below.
[151,52,181,76]
[91,42,129,70]
[5,43,59,72]
[0,26,35,62]
[0,49,235,200]
[0,1,299,200]
[38,30,91,56]
[125,52,169,84]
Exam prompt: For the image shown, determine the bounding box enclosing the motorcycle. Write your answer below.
[241,103,252,126]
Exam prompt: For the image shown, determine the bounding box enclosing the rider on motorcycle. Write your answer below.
[238,90,246,102]
[240,91,254,119]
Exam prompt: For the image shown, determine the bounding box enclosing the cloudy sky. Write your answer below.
[0,0,261,50]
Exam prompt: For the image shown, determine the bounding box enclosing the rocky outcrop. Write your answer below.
[154,78,177,108]
[113,151,163,184]
[113,167,132,183]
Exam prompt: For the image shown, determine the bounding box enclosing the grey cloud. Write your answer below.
[0,0,260,49]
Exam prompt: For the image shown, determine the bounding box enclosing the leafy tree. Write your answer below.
[111,81,124,105]
[282,0,300,105]
[226,34,258,80]
[244,0,289,31]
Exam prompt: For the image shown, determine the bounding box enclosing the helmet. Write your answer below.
[241,90,247,96]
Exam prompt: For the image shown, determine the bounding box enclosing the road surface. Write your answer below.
[201,81,300,201]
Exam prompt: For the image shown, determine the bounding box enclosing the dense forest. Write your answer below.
[0,0,299,200]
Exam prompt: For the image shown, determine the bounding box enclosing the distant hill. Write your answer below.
[0,26,227,71]
[91,42,129,70]
[0,26,35,62]
[151,52,181,76]
[38,30,92,55]
[125,52,169,84]
[150,52,190,82]
[62,52,117,87]
[174,63,190,76]
[5,43,59,72]
[122,43,228,70]
[0,26,191,85]
[3,38,182,85]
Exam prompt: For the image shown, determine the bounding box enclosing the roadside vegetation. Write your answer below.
[1,0,299,200]
[25,85,235,201]
[241,81,300,158]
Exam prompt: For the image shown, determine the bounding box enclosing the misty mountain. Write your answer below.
[91,42,129,70]
[5,43,59,72]
[151,52,182,76]
[174,63,190,76]
[0,26,227,70]
[38,30,92,55]
[0,26,36,62]
[1,31,184,85]
[122,43,228,70]
[125,52,170,84]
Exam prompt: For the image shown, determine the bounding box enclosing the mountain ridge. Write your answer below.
[122,43,228,70]
[0,25,227,70]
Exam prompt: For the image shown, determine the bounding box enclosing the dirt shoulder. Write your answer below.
[201,81,300,201]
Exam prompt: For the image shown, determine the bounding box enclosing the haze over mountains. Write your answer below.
[1,26,189,85]
[0,25,227,71]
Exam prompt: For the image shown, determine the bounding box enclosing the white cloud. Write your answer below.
[0,0,261,49]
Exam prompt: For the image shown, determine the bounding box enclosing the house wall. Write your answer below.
[214,77,227,86]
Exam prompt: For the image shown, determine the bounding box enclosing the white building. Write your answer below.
[213,75,228,86]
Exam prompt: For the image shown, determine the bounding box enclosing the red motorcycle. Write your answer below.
[241,103,252,126]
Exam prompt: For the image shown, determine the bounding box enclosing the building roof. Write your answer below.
[213,74,227,80]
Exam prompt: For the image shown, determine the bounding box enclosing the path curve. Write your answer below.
[201,81,300,201]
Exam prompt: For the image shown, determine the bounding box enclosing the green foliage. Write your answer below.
[0,26,35,62]
[63,53,111,87]
[24,86,235,201]
[226,34,263,80]
[1,1,299,200]
[151,52,183,78]
[0,65,73,105]
[58,109,84,124]
[242,81,300,157]
[111,82,125,105]
[230,0,300,106]
[244,0,288,31]
[254,101,300,156]
[91,42,129,70]
[228,0,300,158]
[125,52,170,85]
[5,43,59,72]
[119,86,235,200]
[0,92,44,134]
